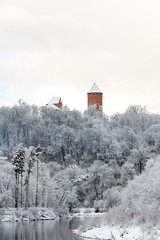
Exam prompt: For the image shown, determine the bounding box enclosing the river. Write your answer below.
[0,218,83,240]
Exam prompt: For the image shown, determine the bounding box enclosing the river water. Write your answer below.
[0,218,84,240]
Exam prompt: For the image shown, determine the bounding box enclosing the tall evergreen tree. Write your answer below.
[35,144,42,207]
[25,147,36,208]
[12,144,25,208]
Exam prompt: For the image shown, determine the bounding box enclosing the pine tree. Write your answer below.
[35,145,42,207]
[12,144,25,208]
[25,147,36,208]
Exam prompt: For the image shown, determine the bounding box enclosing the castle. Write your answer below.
[87,83,103,111]
[47,83,103,111]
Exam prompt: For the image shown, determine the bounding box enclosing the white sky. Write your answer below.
[0,0,160,115]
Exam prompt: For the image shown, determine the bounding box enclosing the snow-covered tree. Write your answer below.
[12,144,25,208]
[25,147,36,208]
[35,144,42,207]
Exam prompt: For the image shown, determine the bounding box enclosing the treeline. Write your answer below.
[1,104,160,213]
[0,103,160,171]
[103,155,160,227]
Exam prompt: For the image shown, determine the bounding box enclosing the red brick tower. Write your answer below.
[87,83,103,111]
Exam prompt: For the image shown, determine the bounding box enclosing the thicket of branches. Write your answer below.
[1,103,160,215]
[1,103,160,168]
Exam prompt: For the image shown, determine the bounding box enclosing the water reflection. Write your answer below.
[0,219,81,240]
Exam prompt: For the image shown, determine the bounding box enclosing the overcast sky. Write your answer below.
[0,0,160,115]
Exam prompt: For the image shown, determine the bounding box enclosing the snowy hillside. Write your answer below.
[1,104,160,221]
[74,156,160,239]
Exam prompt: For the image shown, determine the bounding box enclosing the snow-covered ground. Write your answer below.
[72,209,160,240]
[74,225,160,240]
[72,208,106,218]
[0,208,56,222]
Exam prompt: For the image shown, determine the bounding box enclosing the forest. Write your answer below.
[0,103,160,222]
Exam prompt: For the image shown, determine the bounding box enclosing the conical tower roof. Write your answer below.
[88,83,102,93]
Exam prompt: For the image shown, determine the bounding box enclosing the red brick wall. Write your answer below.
[55,101,63,109]
[88,93,103,110]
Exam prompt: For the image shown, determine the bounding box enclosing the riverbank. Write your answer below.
[74,224,160,240]
[72,209,160,240]
[74,225,155,240]
[0,208,56,222]
[72,207,106,217]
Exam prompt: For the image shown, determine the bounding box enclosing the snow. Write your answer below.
[80,226,143,240]
[74,224,159,240]
[47,97,61,104]
[88,83,102,93]
[0,208,56,222]
[73,210,160,240]
[72,208,106,218]
[46,104,59,109]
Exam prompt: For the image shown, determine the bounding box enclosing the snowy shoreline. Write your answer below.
[74,225,143,240]
[73,225,160,240]
[2,208,160,240]
[72,210,160,240]
[0,208,56,222]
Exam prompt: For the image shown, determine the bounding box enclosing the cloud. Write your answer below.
[0,0,160,115]
[0,82,37,106]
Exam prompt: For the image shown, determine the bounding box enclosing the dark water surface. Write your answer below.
[0,218,83,240]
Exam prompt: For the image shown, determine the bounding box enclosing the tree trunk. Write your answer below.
[25,172,30,209]
[15,172,19,208]
[21,173,23,207]
[35,160,39,207]
[42,186,45,207]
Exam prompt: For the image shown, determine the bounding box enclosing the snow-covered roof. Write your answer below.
[47,97,61,105]
[88,83,102,93]
[46,104,59,110]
